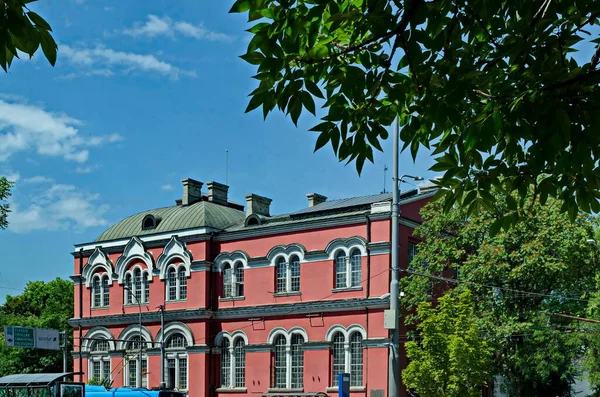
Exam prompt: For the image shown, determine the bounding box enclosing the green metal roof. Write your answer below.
[95,200,245,242]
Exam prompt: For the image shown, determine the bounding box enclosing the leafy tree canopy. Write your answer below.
[230,0,600,224]
[403,289,493,397]
[402,192,597,395]
[0,0,57,71]
[0,278,73,376]
[0,176,14,230]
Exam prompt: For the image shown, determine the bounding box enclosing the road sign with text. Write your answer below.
[4,326,60,350]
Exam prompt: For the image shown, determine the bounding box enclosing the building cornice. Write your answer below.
[69,297,390,328]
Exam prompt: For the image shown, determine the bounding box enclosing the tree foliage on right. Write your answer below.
[0,176,14,230]
[231,0,600,225]
[402,192,598,396]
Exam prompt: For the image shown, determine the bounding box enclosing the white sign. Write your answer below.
[35,328,60,350]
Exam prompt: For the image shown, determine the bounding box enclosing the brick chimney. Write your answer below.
[207,181,229,205]
[181,178,203,206]
[307,193,327,207]
[245,194,272,217]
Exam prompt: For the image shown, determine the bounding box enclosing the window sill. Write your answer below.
[219,296,245,302]
[165,299,187,303]
[216,387,247,393]
[331,286,363,293]
[123,303,149,307]
[326,387,366,393]
[91,306,109,310]
[266,388,304,393]
[273,291,302,297]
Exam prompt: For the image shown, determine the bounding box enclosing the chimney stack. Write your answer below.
[245,194,272,217]
[207,181,229,205]
[181,178,203,206]
[307,193,327,207]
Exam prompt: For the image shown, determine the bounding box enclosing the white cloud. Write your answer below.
[0,99,120,163]
[8,184,110,233]
[23,176,54,184]
[61,44,195,79]
[161,184,174,191]
[75,164,100,174]
[124,15,233,41]
[4,172,20,182]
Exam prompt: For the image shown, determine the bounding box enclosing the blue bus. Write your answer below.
[85,385,186,397]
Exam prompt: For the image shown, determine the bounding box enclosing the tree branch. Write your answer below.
[298,0,424,65]
[542,69,600,92]
[367,34,402,107]
[399,33,422,95]
[591,43,600,70]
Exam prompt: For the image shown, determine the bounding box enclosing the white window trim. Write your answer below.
[91,274,110,308]
[325,325,366,387]
[273,254,301,294]
[89,355,111,381]
[333,248,363,289]
[221,261,245,299]
[216,332,248,389]
[267,328,308,389]
[166,264,187,301]
[165,352,188,390]
[123,353,149,388]
[124,266,150,304]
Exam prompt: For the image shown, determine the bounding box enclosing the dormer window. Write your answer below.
[142,214,157,230]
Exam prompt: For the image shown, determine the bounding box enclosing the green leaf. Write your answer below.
[489,217,503,237]
[245,94,264,113]
[38,29,56,66]
[239,51,265,65]
[304,79,324,99]
[27,12,52,31]
[300,90,316,115]
[314,131,330,152]
[289,94,302,126]
[229,0,252,13]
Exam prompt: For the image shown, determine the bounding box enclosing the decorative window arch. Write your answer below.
[124,265,151,304]
[325,237,367,289]
[266,327,308,389]
[165,332,188,390]
[157,237,192,280]
[91,273,111,308]
[266,244,306,294]
[89,337,111,384]
[215,251,250,299]
[82,327,116,352]
[115,237,154,284]
[118,327,152,388]
[156,322,195,348]
[216,331,248,389]
[82,247,114,288]
[325,325,366,387]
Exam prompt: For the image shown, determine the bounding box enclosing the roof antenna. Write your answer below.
[225,149,229,185]
[382,165,388,193]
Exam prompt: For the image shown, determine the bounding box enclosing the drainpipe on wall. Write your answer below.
[207,232,216,397]
[79,248,84,381]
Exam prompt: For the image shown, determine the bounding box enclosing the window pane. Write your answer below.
[223,266,233,298]
[290,256,300,292]
[168,268,177,301]
[350,333,363,386]
[141,358,148,388]
[134,269,142,303]
[101,359,110,381]
[332,333,345,386]
[350,250,362,287]
[273,335,287,388]
[234,338,245,387]
[178,357,187,389]
[178,268,187,300]
[235,264,244,297]
[93,361,101,381]
[408,243,417,268]
[92,339,109,352]
[127,361,136,387]
[335,252,347,288]
[93,278,101,307]
[166,334,187,349]
[102,276,110,306]
[143,273,149,303]
[290,334,304,388]
[276,258,286,293]
[221,339,231,388]
[125,274,133,304]
[167,358,176,388]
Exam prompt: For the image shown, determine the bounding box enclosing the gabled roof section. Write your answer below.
[95,200,245,242]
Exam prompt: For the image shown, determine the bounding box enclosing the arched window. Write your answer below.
[125,336,149,388]
[90,338,110,384]
[220,336,246,389]
[222,262,244,299]
[166,265,187,301]
[142,215,156,230]
[133,268,142,303]
[271,333,304,389]
[273,335,287,388]
[92,277,101,307]
[330,331,364,387]
[165,333,188,390]
[102,275,110,306]
[275,257,287,293]
[125,273,133,304]
[289,255,300,292]
[334,250,362,289]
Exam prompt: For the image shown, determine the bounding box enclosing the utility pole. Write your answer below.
[60,331,68,372]
[123,284,143,388]
[159,305,166,389]
[388,117,401,397]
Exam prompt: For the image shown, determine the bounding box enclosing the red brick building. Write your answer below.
[70,178,436,397]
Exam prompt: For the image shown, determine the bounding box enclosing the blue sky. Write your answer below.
[0,1,437,301]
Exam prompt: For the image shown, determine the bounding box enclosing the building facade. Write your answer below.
[70,178,436,397]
